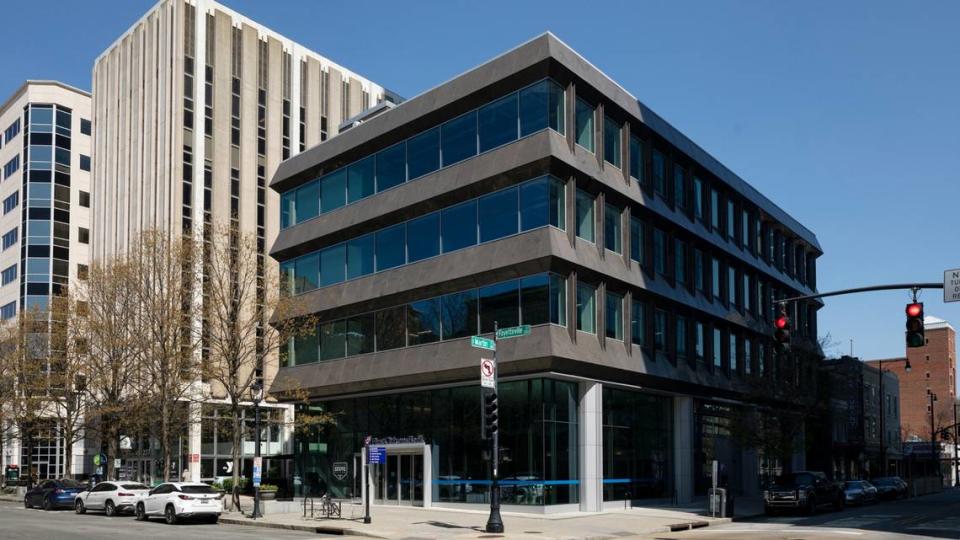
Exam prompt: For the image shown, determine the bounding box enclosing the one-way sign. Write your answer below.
[945,269,960,303]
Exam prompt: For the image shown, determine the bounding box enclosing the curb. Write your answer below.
[218,515,388,538]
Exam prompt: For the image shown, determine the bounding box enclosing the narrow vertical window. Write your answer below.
[575,98,595,152]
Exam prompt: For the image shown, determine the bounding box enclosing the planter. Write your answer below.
[260,490,277,501]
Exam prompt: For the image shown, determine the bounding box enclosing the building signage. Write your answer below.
[370,436,425,445]
[945,269,960,303]
[252,456,262,487]
[496,325,530,339]
[480,358,495,389]
[471,336,496,351]
[332,462,348,481]
[368,447,386,465]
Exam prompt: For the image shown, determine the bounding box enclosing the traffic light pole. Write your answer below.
[774,283,943,305]
[485,321,504,534]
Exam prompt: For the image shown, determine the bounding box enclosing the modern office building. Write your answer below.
[90,0,392,485]
[867,316,956,442]
[269,33,822,513]
[0,81,93,480]
[814,356,901,479]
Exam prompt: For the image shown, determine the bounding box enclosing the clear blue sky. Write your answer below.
[3,0,959,365]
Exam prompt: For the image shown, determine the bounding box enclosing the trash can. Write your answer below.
[708,487,735,517]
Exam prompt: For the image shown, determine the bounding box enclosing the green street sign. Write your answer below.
[471,336,496,351]
[496,325,531,340]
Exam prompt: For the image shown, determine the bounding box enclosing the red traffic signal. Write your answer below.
[905,302,924,348]
[906,303,923,317]
[774,314,791,353]
[775,316,789,330]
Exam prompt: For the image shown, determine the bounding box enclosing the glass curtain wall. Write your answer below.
[602,388,673,501]
[293,378,579,505]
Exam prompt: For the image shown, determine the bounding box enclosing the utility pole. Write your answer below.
[485,321,504,534]
[929,390,939,484]
[878,359,885,477]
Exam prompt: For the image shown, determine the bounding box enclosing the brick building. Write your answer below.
[866,316,956,442]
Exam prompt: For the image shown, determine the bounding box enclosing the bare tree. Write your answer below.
[130,230,203,482]
[200,222,315,509]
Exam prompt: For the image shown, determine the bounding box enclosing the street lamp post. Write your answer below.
[251,381,263,519]
[928,390,939,484]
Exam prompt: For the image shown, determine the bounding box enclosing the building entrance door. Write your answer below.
[374,449,423,506]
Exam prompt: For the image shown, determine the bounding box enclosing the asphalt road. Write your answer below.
[0,500,319,540]
[647,489,960,540]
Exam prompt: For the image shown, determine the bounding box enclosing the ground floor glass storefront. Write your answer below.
[294,378,579,506]
[601,388,673,501]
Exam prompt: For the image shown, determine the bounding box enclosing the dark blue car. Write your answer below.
[24,479,86,510]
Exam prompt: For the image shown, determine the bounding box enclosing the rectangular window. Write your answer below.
[346,234,375,280]
[4,119,21,142]
[375,224,405,271]
[519,79,565,136]
[630,215,644,266]
[320,320,347,361]
[407,128,440,180]
[519,176,565,231]
[346,314,375,356]
[693,177,703,221]
[576,281,596,333]
[406,212,440,263]
[629,135,643,183]
[575,98,595,152]
[78,227,89,244]
[479,187,518,243]
[79,155,91,171]
[758,342,766,375]
[729,333,738,372]
[694,249,704,293]
[654,309,667,359]
[2,192,18,214]
[712,258,721,300]
[289,253,319,294]
[743,273,751,312]
[575,189,595,242]
[375,142,406,192]
[603,115,621,167]
[80,118,91,135]
[347,156,375,203]
[320,169,346,213]
[440,110,477,167]
[728,266,736,306]
[675,239,686,286]
[79,190,90,208]
[480,280,519,333]
[631,300,645,346]
[713,328,722,368]
[605,292,623,340]
[1,264,16,285]
[519,274,549,326]
[710,189,720,231]
[375,306,406,351]
[604,203,621,253]
[1,301,16,320]
[727,199,736,240]
[3,155,19,179]
[744,337,752,375]
[478,93,518,153]
[652,150,666,197]
[441,289,478,340]
[674,165,686,209]
[742,209,751,248]
[441,199,477,252]
[653,228,666,276]
[695,322,704,361]
[407,297,442,345]
[676,315,688,359]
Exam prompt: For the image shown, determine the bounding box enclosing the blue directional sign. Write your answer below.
[368,447,386,465]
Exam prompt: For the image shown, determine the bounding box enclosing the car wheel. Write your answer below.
[164,505,178,525]
[76,500,86,514]
[42,497,53,511]
[105,500,116,517]
[135,503,147,521]
[24,496,32,509]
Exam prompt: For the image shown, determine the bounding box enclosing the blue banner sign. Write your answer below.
[368,447,386,465]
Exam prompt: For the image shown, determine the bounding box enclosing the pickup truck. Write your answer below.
[763,471,845,515]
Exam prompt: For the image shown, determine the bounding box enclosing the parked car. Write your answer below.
[763,471,845,515]
[134,482,222,524]
[843,480,878,505]
[24,479,86,510]
[75,481,150,516]
[872,476,908,499]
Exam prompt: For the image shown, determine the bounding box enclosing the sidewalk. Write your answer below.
[219,501,732,539]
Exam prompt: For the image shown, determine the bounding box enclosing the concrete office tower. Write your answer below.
[270,33,823,513]
[0,81,93,480]
[91,0,392,484]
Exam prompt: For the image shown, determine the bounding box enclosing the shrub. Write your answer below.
[258,483,278,491]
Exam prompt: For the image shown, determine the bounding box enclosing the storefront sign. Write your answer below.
[368,447,386,465]
[333,462,348,481]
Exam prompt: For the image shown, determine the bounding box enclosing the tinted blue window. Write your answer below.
[478,93,517,153]
[320,244,346,286]
[652,150,666,196]
[407,128,439,180]
[346,313,375,356]
[575,98,595,151]
[440,111,477,167]
[280,260,295,295]
[519,80,565,136]
[346,234,375,280]
[376,142,406,191]
[3,192,18,214]
[603,116,621,168]
[320,320,346,361]
[294,181,319,225]
[406,212,440,263]
[347,156,375,203]
[478,187,518,243]
[479,280,519,333]
[519,274,550,326]
[294,253,319,294]
[441,199,477,253]
[629,136,643,182]
[375,224,405,271]
[440,289,478,340]
[0,301,15,320]
[280,192,295,228]
[1,264,16,285]
[321,169,346,213]
[520,176,564,231]
[407,297,441,345]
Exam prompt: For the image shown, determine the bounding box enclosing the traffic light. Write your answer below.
[774,313,791,353]
[905,302,924,348]
[483,390,499,440]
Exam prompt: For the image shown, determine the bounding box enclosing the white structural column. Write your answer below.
[578,381,603,512]
[673,396,694,504]
[188,400,203,481]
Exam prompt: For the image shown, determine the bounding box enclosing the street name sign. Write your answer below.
[496,325,530,339]
[471,335,496,350]
[945,269,960,303]
[480,358,495,389]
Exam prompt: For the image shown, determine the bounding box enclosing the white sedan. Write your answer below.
[134,482,223,524]
[75,481,150,516]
